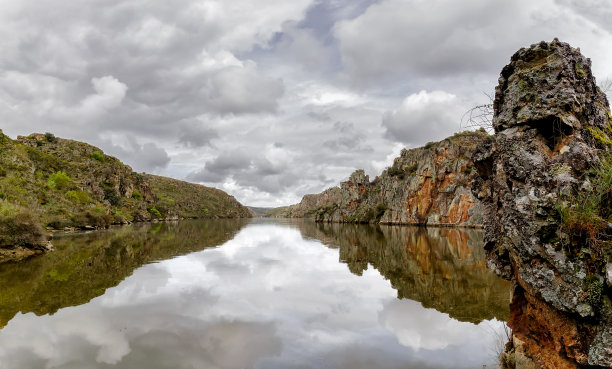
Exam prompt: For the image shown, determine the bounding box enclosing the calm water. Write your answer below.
[0,219,511,369]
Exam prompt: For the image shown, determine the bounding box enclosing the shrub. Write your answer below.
[71,207,111,228]
[557,151,612,267]
[102,182,121,206]
[406,163,418,175]
[65,190,90,204]
[0,205,47,248]
[131,190,142,200]
[44,132,56,143]
[424,141,436,149]
[90,151,105,163]
[387,166,405,179]
[47,171,72,190]
[148,207,162,218]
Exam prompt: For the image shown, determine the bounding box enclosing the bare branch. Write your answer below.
[599,78,612,94]
[461,103,494,132]
[461,92,494,133]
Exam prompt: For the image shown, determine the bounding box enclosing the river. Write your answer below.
[0,219,511,369]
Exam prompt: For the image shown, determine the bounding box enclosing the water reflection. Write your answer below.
[0,220,509,369]
[0,219,249,328]
[292,221,510,323]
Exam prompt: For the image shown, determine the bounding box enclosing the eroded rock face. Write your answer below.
[279,131,488,227]
[473,39,612,368]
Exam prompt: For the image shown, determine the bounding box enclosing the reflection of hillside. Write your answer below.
[0,219,249,328]
[294,221,511,324]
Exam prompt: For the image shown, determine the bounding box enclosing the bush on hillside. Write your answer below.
[0,204,47,248]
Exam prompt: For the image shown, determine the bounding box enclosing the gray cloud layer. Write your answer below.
[0,0,611,205]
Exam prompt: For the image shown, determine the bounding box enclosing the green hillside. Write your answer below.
[0,130,251,261]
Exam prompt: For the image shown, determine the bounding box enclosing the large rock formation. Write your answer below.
[472,39,612,368]
[274,130,488,227]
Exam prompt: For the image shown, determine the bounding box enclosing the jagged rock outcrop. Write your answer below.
[274,131,488,227]
[472,39,612,368]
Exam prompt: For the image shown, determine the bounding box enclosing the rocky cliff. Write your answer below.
[472,39,612,368]
[0,131,251,263]
[273,130,488,227]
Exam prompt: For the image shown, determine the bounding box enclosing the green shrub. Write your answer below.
[387,166,405,179]
[585,274,604,309]
[0,205,47,248]
[406,163,418,175]
[44,132,56,143]
[148,207,162,218]
[47,171,72,190]
[557,151,612,266]
[102,182,121,206]
[72,207,111,228]
[131,190,142,200]
[90,151,105,163]
[65,190,90,204]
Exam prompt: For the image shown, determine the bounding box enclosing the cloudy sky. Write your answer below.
[1,0,611,206]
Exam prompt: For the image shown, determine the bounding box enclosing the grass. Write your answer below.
[556,149,611,309]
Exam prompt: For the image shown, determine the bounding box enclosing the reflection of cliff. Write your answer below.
[295,221,510,324]
[0,219,248,329]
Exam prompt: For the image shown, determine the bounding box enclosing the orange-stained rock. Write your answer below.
[275,130,488,227]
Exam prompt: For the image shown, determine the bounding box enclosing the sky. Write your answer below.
[1,0,611,207]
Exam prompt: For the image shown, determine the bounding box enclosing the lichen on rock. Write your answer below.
[473,39,612,368]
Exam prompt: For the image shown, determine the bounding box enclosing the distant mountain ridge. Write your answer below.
[0,130,251,262]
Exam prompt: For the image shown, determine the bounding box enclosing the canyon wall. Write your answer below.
[274,130,488,227]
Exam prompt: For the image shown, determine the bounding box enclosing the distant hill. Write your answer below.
[0,130,251,262]
[247,206,276,216]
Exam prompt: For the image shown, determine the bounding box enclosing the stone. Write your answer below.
[277,130,489,227]
[473,39,612,368]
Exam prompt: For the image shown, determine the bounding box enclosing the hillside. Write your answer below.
[0,130,251,262]
[268,130,488,227]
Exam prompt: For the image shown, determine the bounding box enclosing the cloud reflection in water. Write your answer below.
[0,221,507,369]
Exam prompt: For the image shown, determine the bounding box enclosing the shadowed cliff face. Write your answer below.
[273,131,488,227]
[0,219,249,329]
[294,221,511,324]
[473,39,612,368]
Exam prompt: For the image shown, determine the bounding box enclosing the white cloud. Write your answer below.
[382,90,467,146]
[334,0,612,85]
